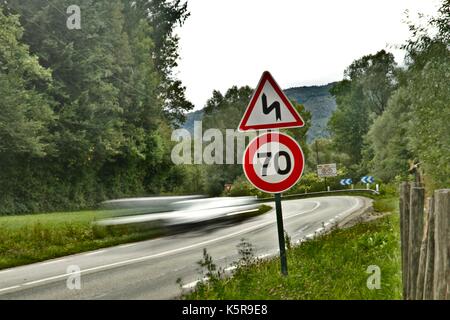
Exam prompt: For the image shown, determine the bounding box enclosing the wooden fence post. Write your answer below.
[399,182,411,299]
[433,189,449,300]
[408,184,425,299]
[416,197,432,299]
[423,196,435,300]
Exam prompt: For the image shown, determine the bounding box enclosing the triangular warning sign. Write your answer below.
[238,71,305,131]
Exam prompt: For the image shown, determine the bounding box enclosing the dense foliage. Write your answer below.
[0,1,192,214]
[328,1,450,188]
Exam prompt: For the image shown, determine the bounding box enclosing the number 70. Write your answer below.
[257,151,291,177]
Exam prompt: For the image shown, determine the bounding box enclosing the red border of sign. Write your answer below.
[238,71,305,131]
[243,132,304,193]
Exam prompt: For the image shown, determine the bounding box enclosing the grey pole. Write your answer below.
[275,193,288,276]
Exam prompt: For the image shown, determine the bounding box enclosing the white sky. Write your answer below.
[175,0,441,109]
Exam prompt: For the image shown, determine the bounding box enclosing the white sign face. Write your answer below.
[251,141,294,184]
[245,80,298,127]
[317,163,337,177]
[238,71,305,131]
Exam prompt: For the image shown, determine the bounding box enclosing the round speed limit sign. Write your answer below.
[243,132,304,193]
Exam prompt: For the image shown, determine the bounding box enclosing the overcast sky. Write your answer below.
[175,0,441,109]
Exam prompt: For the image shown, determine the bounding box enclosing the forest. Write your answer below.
[0,0,193,214]
[0,0,448,214]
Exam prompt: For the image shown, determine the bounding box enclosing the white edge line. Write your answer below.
[85,250,107,256]
[0,270,12,275]
[0,285,20,293]
[182,277,209,289]
[119,243,138,249]
[224,266,237,272]
[39,258,68,266]
[226,209,259,216]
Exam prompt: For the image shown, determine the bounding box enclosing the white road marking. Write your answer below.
[85,250,106,256]
[182,277,209,289]
[224,266,237,272]
[0,285,20,293]
[39,259,68,266]
[298,225,309,232]
[0,270,12,275]
[118,243,138,249]
[23,274,69,286]
[226,209,259,216]
[0,198,365,294]
[182,280,200,289]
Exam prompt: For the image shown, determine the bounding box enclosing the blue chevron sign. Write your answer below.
[340,178,352,186]
[361,176,374,184]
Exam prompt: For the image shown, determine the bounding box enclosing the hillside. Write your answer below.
[284,83,337,141]
[183,83,336,142]
[182,109,204,133]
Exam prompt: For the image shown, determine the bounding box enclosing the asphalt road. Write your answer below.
[0,196,370,300]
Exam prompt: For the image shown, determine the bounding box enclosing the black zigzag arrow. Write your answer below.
[262,93,281,121]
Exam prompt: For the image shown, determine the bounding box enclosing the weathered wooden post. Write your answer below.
[399,182,411,299]
[423,196,435,300]
[433,189,449,300]
[416,197,432,299]
[408,184,424,299]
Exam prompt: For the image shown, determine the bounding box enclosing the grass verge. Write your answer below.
[182,196,402,300]
[0,205,271,270]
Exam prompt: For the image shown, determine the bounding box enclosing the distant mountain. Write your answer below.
[284,83,337,142]
[183,83,336,142]
[182,109,203,133]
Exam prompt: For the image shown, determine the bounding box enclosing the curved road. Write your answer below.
[0,196,370,300]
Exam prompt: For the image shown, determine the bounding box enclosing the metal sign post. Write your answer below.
[275,193,288,275]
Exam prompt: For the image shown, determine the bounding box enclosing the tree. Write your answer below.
[131,0,194,125]
[364,87,413,182]
[364,0,450,187]
[405,43,450,188]
[0,8,54,157]
[201,86,254,195]
[345,50,397,116]
[0,1,194,213]
[328,50,397,168]
[328,81,369,165]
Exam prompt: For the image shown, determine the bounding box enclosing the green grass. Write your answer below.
[0,205,272,270]
[0,209,167,270]
[183,196,402,300]
[372,197,397,213]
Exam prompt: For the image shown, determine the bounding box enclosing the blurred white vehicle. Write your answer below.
[97,196,260,227]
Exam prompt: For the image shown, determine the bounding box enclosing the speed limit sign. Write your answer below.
[239,71,307,276]
[243,132,304,194]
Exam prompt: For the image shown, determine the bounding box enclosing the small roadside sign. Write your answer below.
[317,163,337,178]
[238,71,305,131]
[361,176,374,184]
